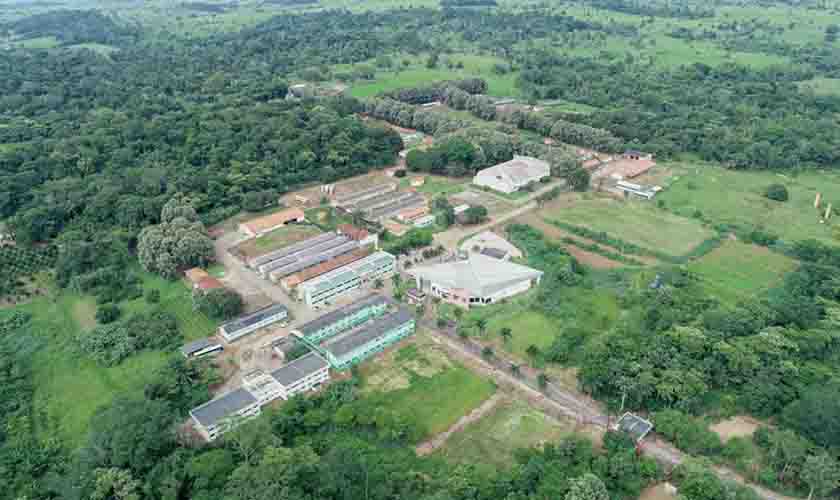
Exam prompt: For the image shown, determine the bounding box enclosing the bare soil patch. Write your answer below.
[710,416,762,442]
[72,297,98,331]
[639,483,677,500]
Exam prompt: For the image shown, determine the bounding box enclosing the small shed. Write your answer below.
[614,413,654,442]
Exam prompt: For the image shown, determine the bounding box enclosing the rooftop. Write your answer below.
[337,224,370,241]
[408,253,542,297]
[257,235,350,273]
[249,232,336,267]
[266,240,360,279]
[460,231,523,259]
[334,182,396,204]
[323,308,414,359]
[221,304,289,335]
[241,207,305,235]
[616,412,654,442]
[480,247,508,260]
[270,353,329,386]
[196,276,224,290]
[281,247,371,288]
[295,294,391,335]
[301,252,395,295]
[180,337,218,357]
[184,268,210,284]
[366,193,426,220]
[476,156,550,185]
[191,388,257,427]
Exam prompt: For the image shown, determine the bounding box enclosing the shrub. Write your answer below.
[394,169,407,178]
[145,289,161,303]
[194,288,243,320]
[764,183,789,202]
[95,304,122,324]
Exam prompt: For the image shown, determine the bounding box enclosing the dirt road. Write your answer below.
[434,201,537,249]
[415,393,504,456]
[424,321,796,500]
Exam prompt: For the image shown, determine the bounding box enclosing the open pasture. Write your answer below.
[658,162,840,245]
[687,240,797,306]
[539,194,717,258]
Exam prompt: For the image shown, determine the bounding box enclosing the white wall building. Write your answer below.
[219,304,289,343]
[473,156,550,194]
[299,252,396,307]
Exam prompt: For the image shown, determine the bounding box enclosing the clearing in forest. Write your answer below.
[710,416,762,443]
[539,194,716,258]
[359,329,496,442]
[658,162,840,245]
[232,225,322,260]
[687,241,797,305]
[434,396,599,469]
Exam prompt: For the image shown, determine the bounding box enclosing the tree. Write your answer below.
[373,278,384,289]
[474,318,488,337]
[500,327,512,344]
[194,288,243,320]
[537,372,549,390]
[526,344,540,362]
[510,363,520,377]
[462,205,488,225]
[91,468,141,500]
[782,383,840,448]
[144,288,160,304]
[564,473,609,500]
[426,52,440,69]
[803,453,840,500]
[481,346,494,359]
[764,184,789,202]
[138,216,214,279]
[392,273,403,290]
[96,303,122,324]
[225,445,319,500]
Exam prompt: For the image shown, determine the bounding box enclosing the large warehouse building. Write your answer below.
[408,253,543,308]
[218,304,289,342]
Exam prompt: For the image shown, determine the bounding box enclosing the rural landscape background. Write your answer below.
[2,0,840,499]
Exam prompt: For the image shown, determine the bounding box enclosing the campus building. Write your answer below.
[473,156,550,194]
[292,294,391,343]
[332,182,397,208]
[180,337,223,359]
[218,304,289,343]
[298,251,396,307]
[408,253,543,308]
[190,353,330,441]
[320,308,415,370]
[239,207,306,238]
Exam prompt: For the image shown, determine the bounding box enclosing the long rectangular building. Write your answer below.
[365,193,427,222]
[279,248,371,292]
[265,240,360,281]
[257,236,352,276]
[351,190,417,214]
[333,182,397,206]
[248,232,338,269]
[219,304,289,342]
[298,251,396,307]
[190,353,330,441]
[292,294,390,343]
[320,307,416,370]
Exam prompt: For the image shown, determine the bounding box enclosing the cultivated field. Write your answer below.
[539,194,717,258]
[231,225,322,260]
[687,241,798,306]
[435,396,592,469]
[21,273,217,446]
[359,330,497,441]
[658,162,840,244]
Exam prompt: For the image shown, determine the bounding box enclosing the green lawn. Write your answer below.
[15,272,217,447]
[658,162,840,245]
[541,194,717,258]
[436,397,578,469]
[253,225,322,251]
[361,332,496,441]
[401,175,468,197]
[347,54,519,98]
[687,241,798,306]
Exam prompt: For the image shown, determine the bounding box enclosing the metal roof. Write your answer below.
[365,194,426,220]
[334,182,396,204]
[267,240,360,279]
[479,247,508,260]
[616,412,654,442]
[190,388,257,427]
[408,253,542,298]
[258,236,351,273]
[294,294,390,335]
[301,252,395,295]
[221,304,288,335]
[323,308,414,359]
[270,353,329,386]
[181,337,217,356]
[249,232,337,267]
[353,191,416,213]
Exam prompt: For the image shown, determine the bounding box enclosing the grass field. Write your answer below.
[17,272,217,446]
[687,241,798,306]
[435,397,580,469]
[798,78,840,96]
[540,194,717,258]
[658,162,840,245]
[401,175,468,198]
[360,330,496,441]
[232,224,322,259]
[347,54,519,98]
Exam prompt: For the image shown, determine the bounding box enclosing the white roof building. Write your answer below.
[460,231,523,260]
[473,156,550,194]
[407,253,542,308]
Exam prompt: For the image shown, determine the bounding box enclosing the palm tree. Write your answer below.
[373,278,384,290]
[475,318,488,338]
[500,327,512,344]
[481,346,494,360]
[510,363,520,377]
[526,344,540,364]
[537,373,549,390]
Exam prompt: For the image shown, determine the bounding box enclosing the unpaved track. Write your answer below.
[423,322,797,500]
[416,393,505,456]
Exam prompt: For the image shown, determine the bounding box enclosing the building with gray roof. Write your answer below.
[270,353,330,398]
[473,156,550,194]
[320,307,415,370]
[292,294,390,342]
[407,253,542,309]
[180,337,223,359]
[219,304,289,342]
[190,388,260,441]
[248,232,338,268]
[365,193,427,222]
[298,251,396,307]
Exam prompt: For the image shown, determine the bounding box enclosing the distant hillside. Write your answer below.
[3,9,138,46]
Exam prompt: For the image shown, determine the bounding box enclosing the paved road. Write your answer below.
[423,320,795,500]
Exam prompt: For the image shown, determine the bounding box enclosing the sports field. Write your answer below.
[658,162,840,245]
[540,194,717,258]
[436,397,587,469]
[687,241,797,306]
[360,330,496,442]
